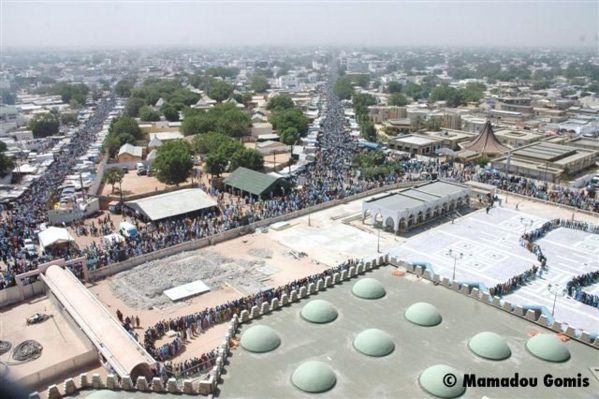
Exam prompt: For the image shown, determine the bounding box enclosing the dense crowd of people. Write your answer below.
[474,170,599,213]
[488,264,543,297]
[566,271,599,308]
[143,258,360,374]
[0,95,115,289]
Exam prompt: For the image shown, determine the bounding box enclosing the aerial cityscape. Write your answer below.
[0,1,598,399]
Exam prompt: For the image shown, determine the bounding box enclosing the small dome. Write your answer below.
[240,325,281,353]
[301,299,338,324]
[352,278,386,299]
[468,332,511,360]
[419,364,466,398]
[526,334,570,363]
[353,328,395,357]
[405,302,442,327]
[291,361,336,393]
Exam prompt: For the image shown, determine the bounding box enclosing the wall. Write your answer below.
[47,198,100,225]
[87,153,109,197]
[0,281,45,309]
[89,181,421,281]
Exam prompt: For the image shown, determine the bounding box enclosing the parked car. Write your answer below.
[24,238,37,257]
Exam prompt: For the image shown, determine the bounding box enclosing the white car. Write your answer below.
[24,239,37,257]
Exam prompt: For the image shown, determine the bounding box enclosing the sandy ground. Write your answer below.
[0,297,93,391]
[88,233,329,362]
[99,170,196,199]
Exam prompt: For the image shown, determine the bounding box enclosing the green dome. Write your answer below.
[468,332,511,360]
[240,325,281,353]
[405,302,442,327]
[86,391,123,399]
[353,328,395,357]
[526,334,570,363]
[291,361,336,393]
[301,299,338,324]
[352,278,386,299]
[419,364,466,398]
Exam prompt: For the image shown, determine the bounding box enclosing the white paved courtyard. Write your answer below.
[388,206,599,335]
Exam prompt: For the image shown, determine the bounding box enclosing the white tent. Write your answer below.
[38,227,75,248]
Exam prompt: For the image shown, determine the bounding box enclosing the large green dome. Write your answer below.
[419,364,466,398]
[352,278,386,299]
[468,331,511,360]
[353,328,395,357]
[526,334,570,363]
[240,325,281,353]
[405,302,442,327]
[291,361,336,393]
[300,299,338,324]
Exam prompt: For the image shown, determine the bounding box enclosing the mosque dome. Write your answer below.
[405,302,442,327]
[526,334,570,363]
[352,278,386,299]
[353,328,395,357]
[468,331,511,360]
[291,361,336,393]
[300,299,339,324]
[419,364,466,398]
[240,325,281,353]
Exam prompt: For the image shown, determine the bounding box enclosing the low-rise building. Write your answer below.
[493,129,543,148]
[117,143,144,163]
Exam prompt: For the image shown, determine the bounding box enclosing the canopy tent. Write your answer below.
[38,227,75,248]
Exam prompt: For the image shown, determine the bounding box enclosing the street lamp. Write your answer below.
[447,249,463,282]
[547,283,566,317]
[520,217,533,234]
[377,209,381,253]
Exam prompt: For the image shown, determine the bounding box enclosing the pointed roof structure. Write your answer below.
[460,121,510,156]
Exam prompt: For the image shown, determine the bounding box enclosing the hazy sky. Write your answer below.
[2,1,598,49]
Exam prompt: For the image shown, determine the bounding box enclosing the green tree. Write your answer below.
[230,148,264,171]
[50,83,89,105]
[29,112,60,138]
[161,104,180,122]
[152,140,193,185]
[267,95,294,111]
[251,75,270,92]
[1,90,16,105]
[360,121,377,142]
[462,82,486,103]
[279,127,299,145]
[0,141,14,177]
[192,132,230,154]
[389,92,409,106]
[334,77,354,100]
[204,152,228,177]
[125,97,146,117]
[103,116,143,157]
[115,80,133,97]
[207,80,234,102]
[139,106,161,122]
[429,84,465,107]
[385,81,402,93]
[404,82,424,100]
[352,74,370,88]
[270,108,309,134]
[425,116,443,131]
[60,112,78,125]
[103,167,125,194]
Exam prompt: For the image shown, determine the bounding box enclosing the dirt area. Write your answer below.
[99,169,196,199]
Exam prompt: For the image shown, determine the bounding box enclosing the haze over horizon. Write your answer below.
[1,1,598,50]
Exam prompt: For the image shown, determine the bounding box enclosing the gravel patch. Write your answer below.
[109,250,270,310]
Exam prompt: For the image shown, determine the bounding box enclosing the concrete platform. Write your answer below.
[163,280,210,301]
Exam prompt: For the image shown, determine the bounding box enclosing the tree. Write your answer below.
[60,112,78,125]
[207,80,234,102]
[50,83,89,105]
[279,127,299,145]
[429,84,465,107]
[385,81,402,93]
[1,90,16,105]
[267,95,294,111]
[425,116,443,131]
[352,74,370,88]
[334,77,353,100]
[152,140,193,185]
[251,75,270,92]
[103,167,125,194]
[230,148,264,171]
[139,106,161,122]
[461,82,486,103]
[270,108,309,134]
[103,116,143,157]
[115,80,133,97]
[404,82,424,100]
[29,112,60,138]
[0,141,14,177]
[389,93,409,106]
[360,121,377,142]
[125,97,146,117]
[204,152,228,177]
[192,132,230,154]
[161,104,179,122]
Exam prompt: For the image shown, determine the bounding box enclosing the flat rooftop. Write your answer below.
[219,265,598,398]
[512,142,577,162]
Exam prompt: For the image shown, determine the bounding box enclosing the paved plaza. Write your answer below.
[388,206,599,335]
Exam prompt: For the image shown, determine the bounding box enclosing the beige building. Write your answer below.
[492,142,596,182]
[251,122,273,138]
[389,134,443,155]
[423,129,476,150]
[368,106,406,124]
[493,129,543,148]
